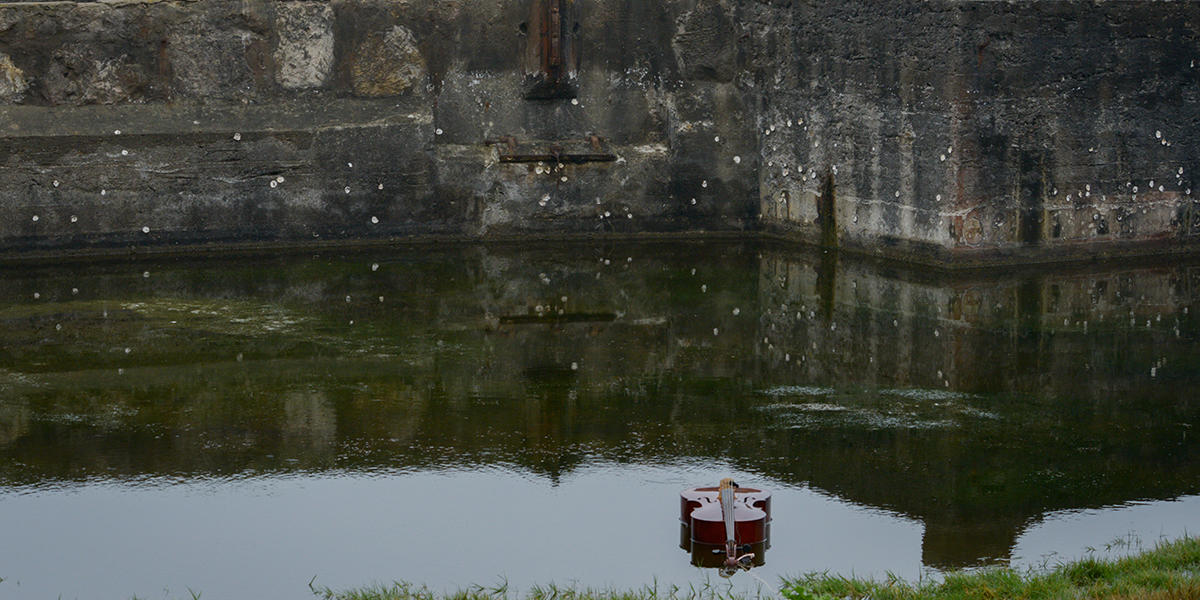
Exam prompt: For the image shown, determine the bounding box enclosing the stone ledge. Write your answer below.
[0,97,432,138]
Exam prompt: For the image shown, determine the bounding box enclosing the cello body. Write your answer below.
[679,484,771,569]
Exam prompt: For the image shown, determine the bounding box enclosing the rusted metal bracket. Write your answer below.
[523,0,579,100]
[486,136,616,164]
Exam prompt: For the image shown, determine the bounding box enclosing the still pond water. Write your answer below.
[1,241,1198,599]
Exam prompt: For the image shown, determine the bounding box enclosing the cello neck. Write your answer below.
[719,478,737,544]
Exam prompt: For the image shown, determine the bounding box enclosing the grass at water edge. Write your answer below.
[784,535,1200,600]
[310,536,1200,600]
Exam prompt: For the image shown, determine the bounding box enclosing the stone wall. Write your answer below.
[751,0,1200,265]
[0,0,758,253]
[2,0,1200,266]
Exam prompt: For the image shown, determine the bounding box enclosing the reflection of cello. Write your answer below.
[679,478,771,576]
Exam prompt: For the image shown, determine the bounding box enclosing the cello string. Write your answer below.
[720,480,736,544]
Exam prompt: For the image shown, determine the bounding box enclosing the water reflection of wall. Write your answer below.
[756,251,1199,398]
[0,244,1197,569]
[283,390,337,450]
[0,401,30,447]
[754,249,1200,567]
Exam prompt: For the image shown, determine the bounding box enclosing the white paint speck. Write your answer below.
[70,215,78,223]
[734,156,741,164]
[142,226,150,234]
[31,215,38,222]
[435,128,444,136]
[233,132,242,141]
[371,216,379,224]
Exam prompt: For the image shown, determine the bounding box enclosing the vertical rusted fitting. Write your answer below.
[548,0,562,68]
[524,0,579,100]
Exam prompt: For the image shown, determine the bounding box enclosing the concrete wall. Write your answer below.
[752,0,1200,265]
[2,0,1200,266]
[0,0,758,253]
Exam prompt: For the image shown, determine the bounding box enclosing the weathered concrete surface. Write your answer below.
[1,0,1199,266]
[749,1,1200,265]
[0,0,758,254]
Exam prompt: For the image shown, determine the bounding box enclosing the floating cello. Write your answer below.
[679,478,771,575]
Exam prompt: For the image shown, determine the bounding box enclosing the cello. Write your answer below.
[679,478,771,575]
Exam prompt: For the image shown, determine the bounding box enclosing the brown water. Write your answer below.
[1,241,1198,599]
